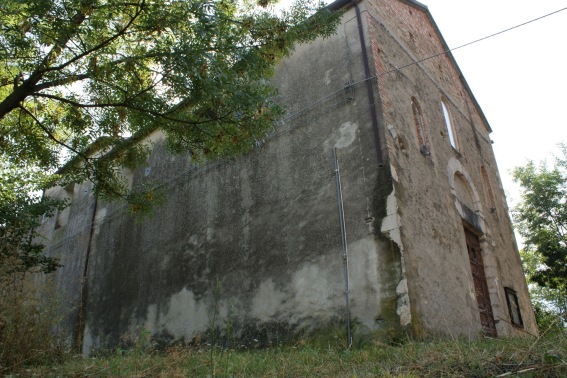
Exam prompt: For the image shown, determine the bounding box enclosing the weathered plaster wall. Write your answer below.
[366,0,537,337]
[38,0,537,351]
[38,182,97,346]
[40,4,405,352]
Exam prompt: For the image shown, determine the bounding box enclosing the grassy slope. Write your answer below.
[15,330,567,377]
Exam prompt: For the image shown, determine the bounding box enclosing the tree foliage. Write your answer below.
[0,162,66,273]
[0,0,339,198]
[513,145,567,298]
[520,248,566,330]
[0,0,340,272]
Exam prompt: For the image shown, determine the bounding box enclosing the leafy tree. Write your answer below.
[0,0,338,200]
[0,160,66,274]
[520,249,566,330]
[0,0,340,272]
[513,145,567,300]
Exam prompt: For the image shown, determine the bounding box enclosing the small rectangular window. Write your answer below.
[504,287,523,328]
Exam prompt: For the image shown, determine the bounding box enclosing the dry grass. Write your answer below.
[14,328,566,377]
[0,270,67,374]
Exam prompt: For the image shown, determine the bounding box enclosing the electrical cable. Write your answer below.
[372,5,567,80]
[282,5,567,120]
[43,5,567,250]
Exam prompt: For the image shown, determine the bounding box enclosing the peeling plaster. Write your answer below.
[250,279,287,322]
[82,325,94,355]
[348,237,381,328]
[396,279,411,326]
[146,287,209,341]
[251,262,339,327]
[324,69,333,85]
[93,207,107,236]
[335,122,358,148]
[390,163,399,182]
[381,188,411,326]
[291,264,334,317]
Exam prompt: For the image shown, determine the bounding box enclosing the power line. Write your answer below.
[374,5,567,78]
[448,6,567,54]
[281,5,567,120]
[44,5,567,250]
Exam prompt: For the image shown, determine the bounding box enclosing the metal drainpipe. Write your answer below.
[353,0,384,166]
[333,147,353,348]
[75,194,98,353]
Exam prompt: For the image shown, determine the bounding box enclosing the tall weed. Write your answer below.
[0,266,68,373]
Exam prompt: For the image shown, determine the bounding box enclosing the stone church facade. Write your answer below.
[40,0,537,352]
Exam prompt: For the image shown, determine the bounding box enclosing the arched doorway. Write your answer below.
[449,161,497,337]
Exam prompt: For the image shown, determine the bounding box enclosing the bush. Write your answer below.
[534,306,566,334]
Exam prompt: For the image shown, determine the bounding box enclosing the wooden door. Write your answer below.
[464,227,497,337]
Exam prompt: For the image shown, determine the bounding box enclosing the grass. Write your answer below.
[11,330,566,377]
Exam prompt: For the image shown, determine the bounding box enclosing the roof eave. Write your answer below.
[327,0,493,133]
[401,0,493,133]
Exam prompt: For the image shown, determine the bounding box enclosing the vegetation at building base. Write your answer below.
[2,327,566,377]
[513,144,567,329]
[0,272,67,373]
[0,166,68,370]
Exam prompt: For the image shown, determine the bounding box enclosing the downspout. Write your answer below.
[75,194,98,353]
[353,0,384,166]
[333,147,352,348]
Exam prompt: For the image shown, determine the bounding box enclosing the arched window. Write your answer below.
[441,99,458,150]
[55,183,74,229]
[480,166,497,214]
[411,97,430,156]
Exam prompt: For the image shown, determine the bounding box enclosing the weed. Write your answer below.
[20,330,567,377]
[0,269,69,374]
[6,274,566,377]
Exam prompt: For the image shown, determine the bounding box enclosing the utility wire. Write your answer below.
[373,5,567,80]
[284,5,567,120]
[43,5,567,250]
[444,6,567,55]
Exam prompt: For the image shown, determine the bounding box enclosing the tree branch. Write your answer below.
[39,0,146,76]
[0,0,145,122]
[33,74,90,92]
[18,105,91,164]
[32,92,217,129]
[19,106,133,202]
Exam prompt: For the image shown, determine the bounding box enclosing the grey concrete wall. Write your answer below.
[40,4,405,352]
[38,181,96,346]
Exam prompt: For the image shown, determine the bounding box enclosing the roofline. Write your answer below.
[327,0,357,11]
[409,1,493,133]
[327,0,492,133]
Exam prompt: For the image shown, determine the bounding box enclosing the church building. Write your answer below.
[40,0,537,352]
